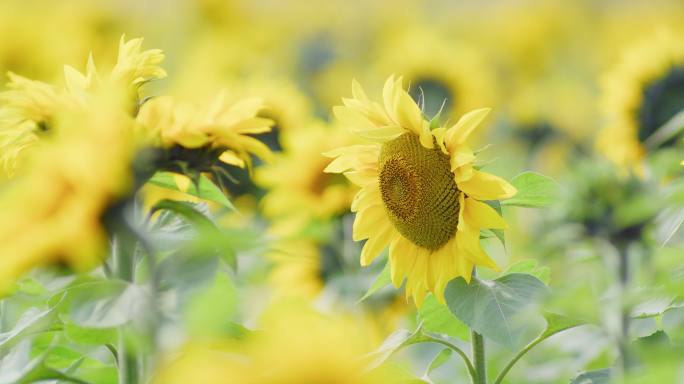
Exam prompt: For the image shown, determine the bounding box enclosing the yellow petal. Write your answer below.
[445,108,491,149]
[360,224,394,266]
[353,204,386,241]
[464,197,508,229]
[218,150,245,168]
[458,170,516,200]
[351,183,380,212]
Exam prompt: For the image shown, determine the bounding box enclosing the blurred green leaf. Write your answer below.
[148,172,235,210]
[654,206,684,246]
[418,295,469,341]
[185,273,238,337]
[0,303,61,351]
[445,273,549,348]
[151,199,217,232]
[424,348,452,377]
[367,327,428,370]
[503,259,550,285]
[541,312,584,339]
[157,252,219,294]
[571,368,611,384]
[62,280,147,329]
[0,340,46,384]
[501,171,560,208]
[359,260,391,302]
[63,321,117,346]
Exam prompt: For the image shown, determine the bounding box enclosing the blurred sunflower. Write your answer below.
[597,29,684,173]
[325,76,516,305]
[153,303,400,384]
[0,88,135,293]
[0,35,166,177]
[255,121,356,233]
[136,92,274,177]
[374,26,496,123]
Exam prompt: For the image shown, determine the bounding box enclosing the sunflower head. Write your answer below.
[598,29,684,173]
[136,92,274,176]
[325,76,516,305]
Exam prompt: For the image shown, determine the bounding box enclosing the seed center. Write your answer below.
[378,133,460,250]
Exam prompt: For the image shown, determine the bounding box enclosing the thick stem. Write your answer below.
[471,268,487,384]
[117,332,138,384]
[113,227,139,384]
[472,330,487,384]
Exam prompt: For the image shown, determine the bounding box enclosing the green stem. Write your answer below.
[472,329,487,384]
[493,336,544,384]
[117,331,138,384]
[471,268,487,384]
[113,225,139,384]
[421,335,477,383]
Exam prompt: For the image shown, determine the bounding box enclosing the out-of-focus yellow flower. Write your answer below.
[137,92,274,171]
[154,303,400,384]
[374,26,497,125]
[325,77,516,306]
[267,238,323,299]
[255,121,356,233]
[597,29,684,173]
[0,35,166,177]
[0,88,135,293]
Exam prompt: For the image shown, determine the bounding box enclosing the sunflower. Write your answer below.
[0,35,166,177]
[136,92,274,175]
[153,303,400,384]
[325,76,516,305]
[373,26,496,123]
[255,121,356,234]
[0,89,135,293]
[597,29,684,172]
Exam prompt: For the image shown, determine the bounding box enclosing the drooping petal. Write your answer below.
[445,108,491,150]
[458,170,517,200]
[352,204,386,241]
[463,197,508,229]
[360,223,395,266]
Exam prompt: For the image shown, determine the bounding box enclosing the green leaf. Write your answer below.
[571,368,611,384]
[0,340,46,383]
[418,295,469,341]
[425,348,452,376]
[359,260,391,302]
[64,322,117,345]
[0,303,61,351]
[444,273,549,348]
[367,327,428,370]
[63,280,148,328]
[185,273,239,337]
[157,252,219,294]
[654,206,684,246]
[151,199,218,232]
[501,171,560,208]
[541,312,584,339]
[148,172,235,210]
[503,259,550,285]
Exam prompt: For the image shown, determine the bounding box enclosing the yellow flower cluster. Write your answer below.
[154,303,399,384]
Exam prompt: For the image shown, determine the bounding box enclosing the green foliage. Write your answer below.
[424,348,452,377]
[148,172,236,210]
[418,295,469,341]
[359,258,391,302]
[444,273,549,348]
[571,369,611,384]
[503,259,551,285]
[501,171,560,208]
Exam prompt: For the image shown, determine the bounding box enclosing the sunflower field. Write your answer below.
[1,1,684,383]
